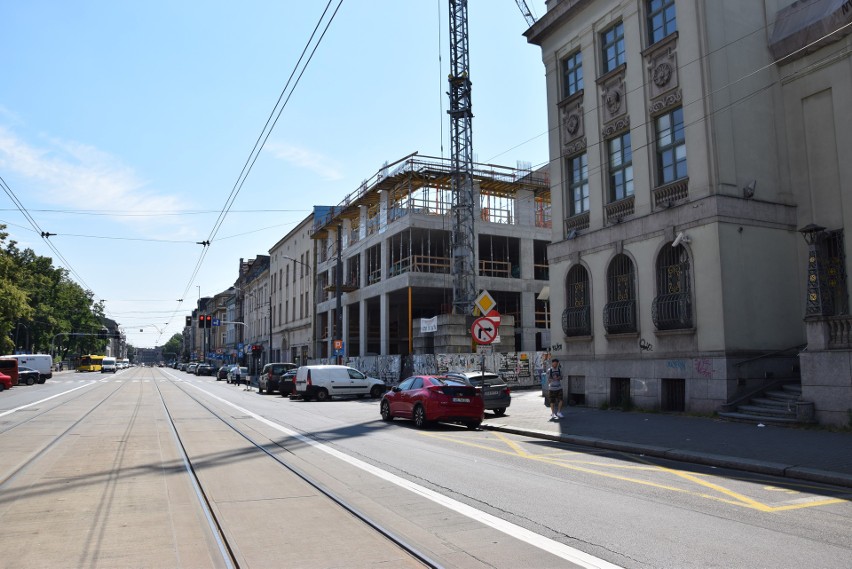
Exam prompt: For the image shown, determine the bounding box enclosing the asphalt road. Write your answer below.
[1,367,849,569]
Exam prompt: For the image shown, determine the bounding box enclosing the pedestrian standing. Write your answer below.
[547,358,565,420]
[234,365,242,386]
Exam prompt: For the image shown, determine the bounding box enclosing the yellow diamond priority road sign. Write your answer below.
[474,290,497,315]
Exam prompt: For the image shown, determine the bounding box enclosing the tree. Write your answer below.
[0,225,108,357]
[162,333,184,362]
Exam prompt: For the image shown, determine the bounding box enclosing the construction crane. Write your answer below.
[447,0,536,316]
[515,0,537,27]
[448,0,477,316]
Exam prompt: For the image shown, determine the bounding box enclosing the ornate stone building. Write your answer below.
[526,0,852,424]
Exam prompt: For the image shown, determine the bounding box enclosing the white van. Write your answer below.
[101,357,117,373]
[294,365,387,401]
[2,354,52,382]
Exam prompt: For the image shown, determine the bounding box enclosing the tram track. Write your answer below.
[0,378,131,489]
[158,371,440,569]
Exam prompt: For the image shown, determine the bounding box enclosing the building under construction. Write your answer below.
[311,153,550,358]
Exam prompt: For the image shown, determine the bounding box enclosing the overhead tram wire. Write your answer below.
[203,0,343,247]
[0,174,98,301]
[175,1,344,312]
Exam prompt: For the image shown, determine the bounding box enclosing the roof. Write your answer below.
[310,153,549,237]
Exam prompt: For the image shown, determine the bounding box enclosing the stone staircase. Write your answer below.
[718,383,811,426]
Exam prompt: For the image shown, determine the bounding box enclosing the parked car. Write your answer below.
[259,362,298,395]
[196,363,214,376]
[186,363,198,374]
[443,371,511,416]
[294,365,386,401]
[279,369,297,396]
[0,371,11,391]
[0,358,19,387]
[216,365,233,380]
[17,366,40,386]
[227,366,249,385]
[1,354,52,382]
[380,375,484,429]
[178,362,188,371]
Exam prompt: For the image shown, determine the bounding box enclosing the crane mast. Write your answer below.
[448,0,477,316]
[515,0,537,27]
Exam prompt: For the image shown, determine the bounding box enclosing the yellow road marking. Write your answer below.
[421,431,850,513]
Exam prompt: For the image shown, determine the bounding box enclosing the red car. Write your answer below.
[380,375,484,430]
[0,372,11,392]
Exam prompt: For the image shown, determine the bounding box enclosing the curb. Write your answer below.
[480,423,852,489]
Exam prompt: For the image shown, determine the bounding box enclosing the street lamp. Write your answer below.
[14,322,29,354]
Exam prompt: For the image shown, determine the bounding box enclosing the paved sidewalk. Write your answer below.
[481,390,852,488]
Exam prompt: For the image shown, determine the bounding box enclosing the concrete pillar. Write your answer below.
[342,300,349,357]
[379,190,389,233]
[520,290,537,352]
[380,293,390,355]
[359,299,368,356]
[359,205,368,241]
[515,188,534,227]
[341,218,351,249]
[520,236,535,279]
[327,308,335,358]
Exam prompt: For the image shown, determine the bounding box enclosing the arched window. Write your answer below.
[562,265,591,336]
[604,254,636,333]
[652,244,692,330]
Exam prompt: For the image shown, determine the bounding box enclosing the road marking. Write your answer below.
[182,381,623,569]
[426,431,850,513]
[0,382,96,418]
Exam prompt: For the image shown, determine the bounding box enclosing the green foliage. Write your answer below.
[162,333,184,361]
[0,225,105,356]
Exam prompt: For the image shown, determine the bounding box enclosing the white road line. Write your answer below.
[0,382,96,418]
[184,381,622,569]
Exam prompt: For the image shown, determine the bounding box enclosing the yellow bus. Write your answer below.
[77,354,104,372]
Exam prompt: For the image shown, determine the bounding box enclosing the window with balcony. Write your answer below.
[601,22,625,74]
[647,0,677,45]
[562,51,583,99]
[562,264,591,337]
[655,107,687,185]
[652,244,692,330]
[567,153,589,216]
[608,132,633,202]
[603,254,636,334]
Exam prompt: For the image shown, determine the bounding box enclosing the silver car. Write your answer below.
[227,366,249,385]
[443,371,511,416]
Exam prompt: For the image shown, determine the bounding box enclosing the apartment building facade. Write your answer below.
[269,214,314,365]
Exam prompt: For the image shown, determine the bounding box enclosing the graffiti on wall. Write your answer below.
[694,358,714,378]
[317,351,552,388]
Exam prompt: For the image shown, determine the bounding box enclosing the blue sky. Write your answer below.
[0,0,549,348]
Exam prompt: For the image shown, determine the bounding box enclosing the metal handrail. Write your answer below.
[733,343,806,368]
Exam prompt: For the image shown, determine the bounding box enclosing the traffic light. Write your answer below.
[185,316,192,327]
[204,315,212,328]
[198,315,205,328]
